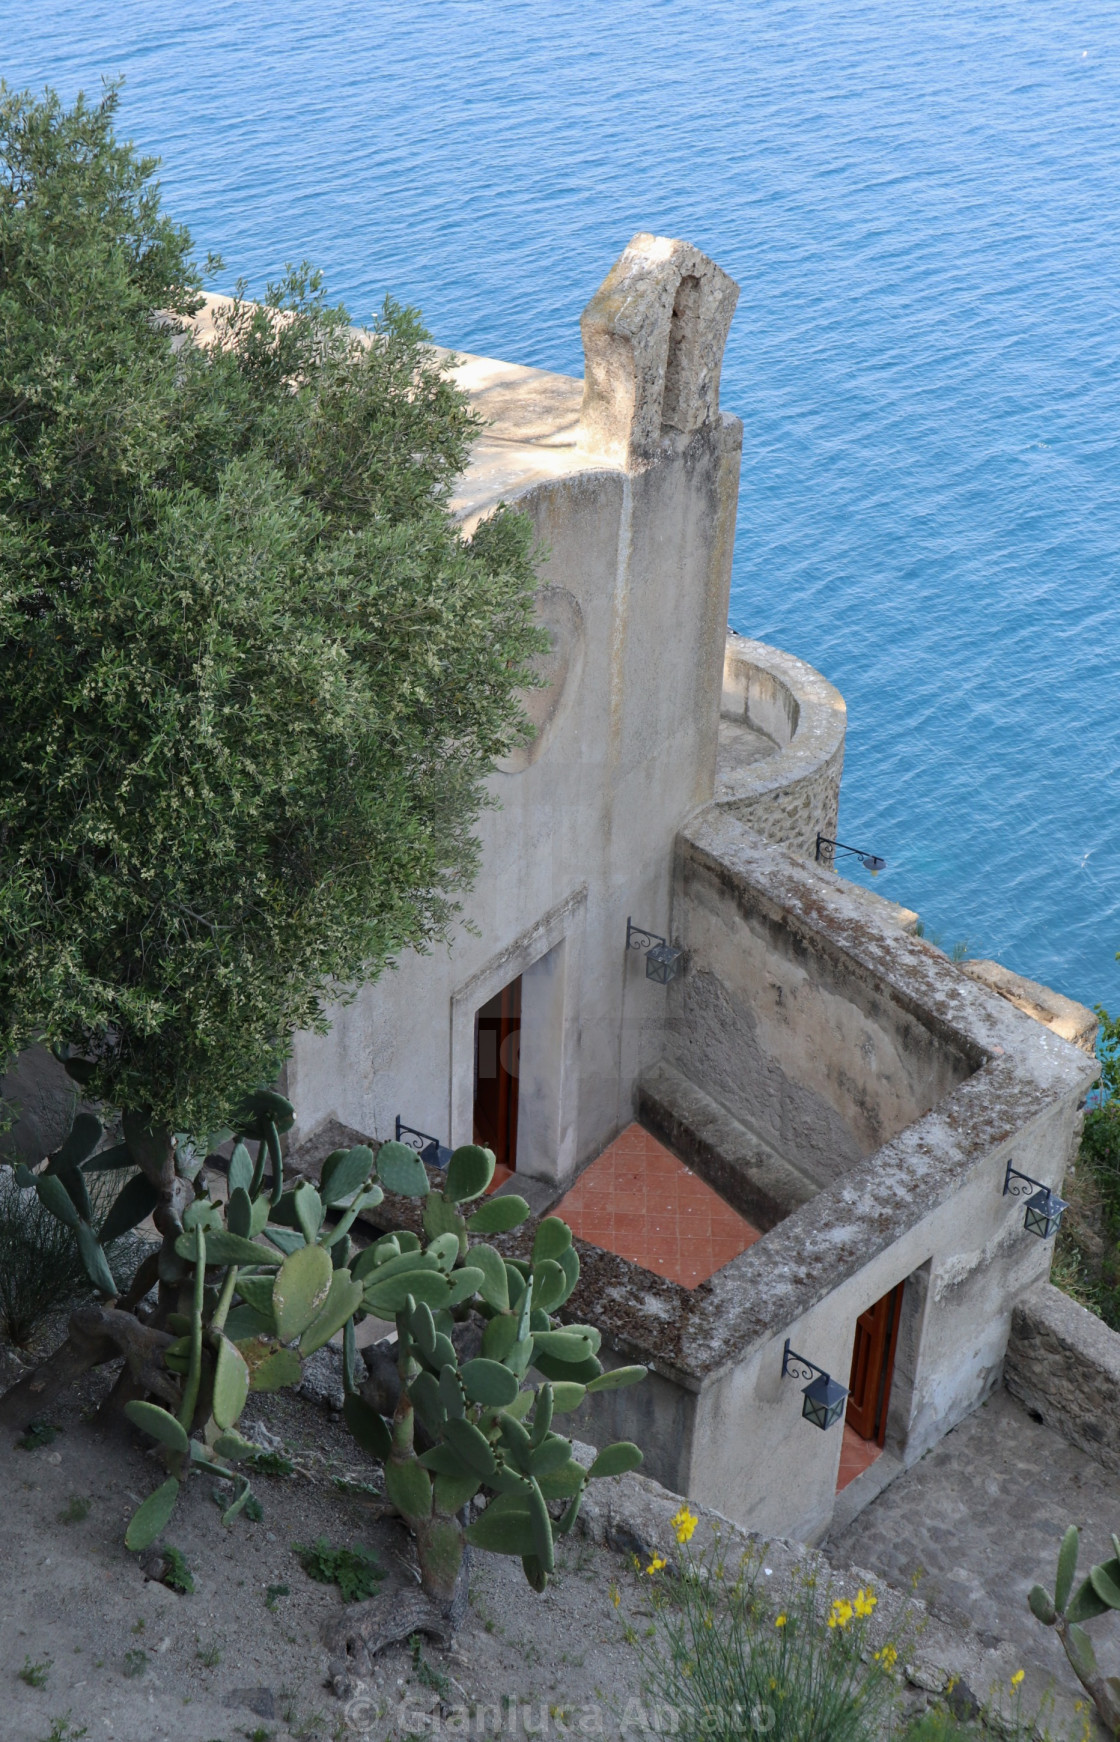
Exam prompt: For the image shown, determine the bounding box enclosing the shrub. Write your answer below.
[637,1543,906,1742]
[0,1163,151,1348]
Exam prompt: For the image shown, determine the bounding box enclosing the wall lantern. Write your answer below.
[1003,1158,1068,1240]
[626,918,683,984]
[815,834,887,876]
[394,1117,453,1171]
[782,1339,849,1431]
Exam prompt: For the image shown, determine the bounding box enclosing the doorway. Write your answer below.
[473,975,521,1187]
[837,1280,904,1491]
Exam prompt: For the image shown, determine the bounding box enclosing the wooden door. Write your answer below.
[846,1281,904,1445]
[473,976,521,1180]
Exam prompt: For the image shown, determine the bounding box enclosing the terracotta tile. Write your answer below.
[556,1122,760,1290]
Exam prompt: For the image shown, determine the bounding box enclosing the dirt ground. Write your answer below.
[0,1368,652,1742]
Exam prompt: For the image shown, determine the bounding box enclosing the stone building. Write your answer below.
[284,232,1097,1544]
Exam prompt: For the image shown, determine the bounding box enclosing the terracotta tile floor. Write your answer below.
[554,1122,761,1289]
[836,1422,882,1491]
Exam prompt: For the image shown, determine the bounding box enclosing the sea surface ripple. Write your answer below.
[5,0,1120,1010]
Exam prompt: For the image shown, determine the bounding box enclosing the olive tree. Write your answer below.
[0,80,544,1257]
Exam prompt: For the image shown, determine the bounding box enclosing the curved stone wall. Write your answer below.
[716,633,846,859]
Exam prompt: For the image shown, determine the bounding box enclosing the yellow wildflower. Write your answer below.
[609,1582,621,1608]
[775,1614,787,1628]
[828,1598,854,1629]
[874,1644,898,1671]
[646,1555,667,1576]
[1011,1670,1025,1688]
[853,1587,877,1618]
[671,1505,699,1545]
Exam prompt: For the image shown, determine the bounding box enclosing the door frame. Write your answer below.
[449,887,586,1185]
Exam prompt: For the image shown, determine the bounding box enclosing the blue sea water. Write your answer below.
[5,0,1120,1012]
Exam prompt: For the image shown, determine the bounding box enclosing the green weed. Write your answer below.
[293,1538,384,1604]
[19,1655,51,1688]
[57,1495,91,1524]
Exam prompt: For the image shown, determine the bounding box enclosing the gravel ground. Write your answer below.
[0,1370,649,1742]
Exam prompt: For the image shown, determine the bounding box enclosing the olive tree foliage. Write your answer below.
[0,83,545,1140]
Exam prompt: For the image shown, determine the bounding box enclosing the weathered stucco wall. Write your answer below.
[559,821,1095,1539]
[1005,1281,1120,1475]
[286,235,743,1190]
[667,822,977,1183]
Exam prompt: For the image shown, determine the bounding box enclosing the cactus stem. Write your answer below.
[266,1119,284,1210]
[211,1264,239,1335]
[178,1226,206,1432]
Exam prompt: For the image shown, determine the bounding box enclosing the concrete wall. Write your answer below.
[286,236,743,1190]
[560,819,1095,1539]
[1005,1281,1120,1475]
[667,827,976,1183]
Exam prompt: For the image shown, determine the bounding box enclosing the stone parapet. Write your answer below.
[716,634,846,859]
[1004,1280,1120,1473]
[960,960,1098,1056]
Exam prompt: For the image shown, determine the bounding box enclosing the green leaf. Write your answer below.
[34,1172,80,1229]
[1056,1525,1080,1612]
[245,1346,303,1392]
[1028,1584,1057,1624]
[213,1427,261,1461]
[343,1393,392,1461]
[263,1225,306,1255]
[446,1266,486,1307]
[363,1269,449,1316]
[219,1304,271,1342]
[50,1113,103,1173]
[588,1442,643,1479]
[444,1144,496,1203]
[356,1248,441,1285]
[532,1217,572,1265]
[235,1272,277,1319]
[376,1141,431,1198]
[176,1229,274,1267]
[1066,1622,1100,1683]
[532,1329,598,1364]
[80,1142,132,1173]
[527,1479,554,1573]
[438,1365,466,1420]
[585,1365,647,1393]
[435,1471,482,1514]
[550,1382,587,1413]
[124,1400,189,1454]
[531,1259,566,1314]
[300,1271,363,1356]
[1067,1576,1110,1625]
[273,1243,333,1342]
[125,1477,181,1552]
[98,1173,160,1246]
[235,1089,295,1139]
[461,1359,520,1408]
[228,1141,254,1195]
[528,1434,573,1478]
[469,1244,509,1312]
[555,1243,580,1306]
[384,1457,432,1520]
[212,1336,250,1430]
[482,1313,519,1363]
[410,1370,445,1437]
[423,1191,466,1243]
[1089,1560,1120,1610]
[419,1441,473,1477]
[466,1492,536,1558]
[444,1416,497,1478]
[467,1195,530,1235]
[426,1232,461,1272]
[76,1223,118,1295]
[227,1185,254,1239]
[293,1181,324,1246]
[536,1460,586,1500]
[321,1145,375,1206]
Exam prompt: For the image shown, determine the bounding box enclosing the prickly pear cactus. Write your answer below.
[1029,1525,1120,1734]
[11,1095,646,1634]
[341,1137,644,1617]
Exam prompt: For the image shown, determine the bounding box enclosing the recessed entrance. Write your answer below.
[473,975,521,1187]
[837,1280,905,1491]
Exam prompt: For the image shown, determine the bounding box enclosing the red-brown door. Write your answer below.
[846,1282,904,1445]
[473,976,521,1183]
